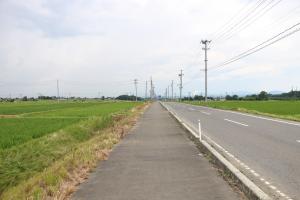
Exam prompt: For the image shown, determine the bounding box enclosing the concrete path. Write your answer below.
[72,102,241,200]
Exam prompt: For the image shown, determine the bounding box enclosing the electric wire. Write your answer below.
[213,0,268,43]
[221,0,283,42]
[210,0,255,41]
[210,22,300,71]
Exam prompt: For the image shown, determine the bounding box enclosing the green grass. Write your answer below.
[0,100,143,197]
[0,101,106,115]
[0,117,113,194]
[0,118,80,149]
[186,100,300,121]
[0,101,138,150]
[24,101,137,117]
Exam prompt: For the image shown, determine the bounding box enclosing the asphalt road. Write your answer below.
[164,102,300,200]
[72,102,241,200]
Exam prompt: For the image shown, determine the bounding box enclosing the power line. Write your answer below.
[218,0,275,41]
[220,0,283,42]
[258,3,300,34]
[213,22,300,69]
[210,22,300,71]
[210,0,255,41]
[213,0,268,43]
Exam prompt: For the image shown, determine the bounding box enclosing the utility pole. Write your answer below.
[150,77,153,99]
[145,80,148,99]
[150,77,155,100]
[134,79,138,101]
[167,85,170,100]
[171,80,174,100]
[178,69,183,101]
[165,88,168,101]
[57,79,60,102]
[201,40,211,102]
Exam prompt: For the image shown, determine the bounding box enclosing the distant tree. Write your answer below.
[116,95,141,101]
[22,96,28,101]
[225,94,239,100]
[244,94,257,101]
[207,97,215,100]
[38,96,54,100]
[194,95,205,101]
[232,95,239,100]
[183,96,193,101]
[258,91,269,100]
[225,95,232,100]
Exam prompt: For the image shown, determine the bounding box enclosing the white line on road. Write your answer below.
[297,140,300,143]
[224,118,249,127]
[200,111,211,115]
[195,105,300,127]
[188,108,195,111]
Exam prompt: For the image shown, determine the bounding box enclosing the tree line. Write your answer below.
[182,90,300,101]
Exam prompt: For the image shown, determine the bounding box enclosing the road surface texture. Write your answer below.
[72,102,241,200]
[164,102,300,200]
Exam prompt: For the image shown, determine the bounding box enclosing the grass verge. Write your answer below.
[0,102,149,200]
[185,101,300,122]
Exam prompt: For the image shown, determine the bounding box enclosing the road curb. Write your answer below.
[160,102,271,200]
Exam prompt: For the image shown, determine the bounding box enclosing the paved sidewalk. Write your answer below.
[72,102,241,200]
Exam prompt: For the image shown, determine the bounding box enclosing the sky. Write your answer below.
[0,0,300,98]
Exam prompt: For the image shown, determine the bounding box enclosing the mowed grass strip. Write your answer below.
[187,100,300,121]
[0,101,142,197]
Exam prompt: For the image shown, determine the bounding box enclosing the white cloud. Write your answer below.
[0,0,299,97]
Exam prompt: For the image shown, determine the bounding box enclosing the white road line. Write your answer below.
[188,108,195,111]
[195,105,300,127]
[200,111,211,115]
[224,118,249,127]
[297,140,300,143]
[254,173,260,177]
[280,193,286,197]
[269,185,276,190]
[265,181,270,185]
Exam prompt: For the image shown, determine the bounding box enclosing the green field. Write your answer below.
[186,100,300,121]
[0,100,142,198]
[0,101,102,115]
